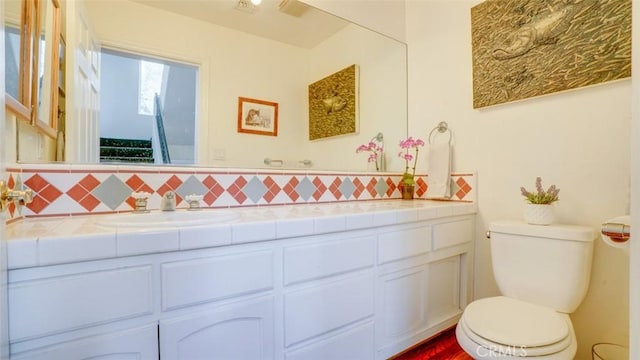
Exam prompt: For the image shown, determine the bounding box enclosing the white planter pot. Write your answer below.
[523,204,555,225]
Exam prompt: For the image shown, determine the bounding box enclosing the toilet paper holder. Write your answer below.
[601,222,630,243]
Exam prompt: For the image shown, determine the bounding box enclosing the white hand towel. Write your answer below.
[426,142,451,199]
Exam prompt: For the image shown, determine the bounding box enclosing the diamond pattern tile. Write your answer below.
[367,177,379,198]
[455,177,472,200]
[352,178,365,199]
[329,177,343,200]
[24,174,50,192]
[6,166,474,219]
[7,174,15,189]
[415,177,428,197]
[244,176,268,203]
[79,175,101,191]
[385,177,397,197]
[339,178,356,200]
[262,176,282,203]
[296,177,315,202]
[284,177,300,202]
[177,175,208,200]
[93,175,134,210]
[78,194,101,211]
[228,176,248,204]
[126,175,154,194]
[312,177,327,201]
[39,185,63,204]
[27,195,49,214]
[202,176,225,206]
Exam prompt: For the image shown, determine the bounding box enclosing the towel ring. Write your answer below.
[429,121,452,144]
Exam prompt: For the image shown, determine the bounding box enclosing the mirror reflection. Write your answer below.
[17,0,408,172]
[32,0,60,137]
[4,0,21,100]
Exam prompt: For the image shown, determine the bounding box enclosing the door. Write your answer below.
[65,0,100,163]
[0,1,10,358]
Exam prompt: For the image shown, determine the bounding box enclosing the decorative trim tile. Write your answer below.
[5,165,476,220]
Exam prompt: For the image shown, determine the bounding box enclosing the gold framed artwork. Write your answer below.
[308,64,359,140]
[237,97,278,136]
[471,0,631,109]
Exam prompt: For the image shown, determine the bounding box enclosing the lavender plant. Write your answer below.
[520,177,560,204]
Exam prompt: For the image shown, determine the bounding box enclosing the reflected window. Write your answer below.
[99,48,198,165]
[138,60,164,116]
[4,26,21,98]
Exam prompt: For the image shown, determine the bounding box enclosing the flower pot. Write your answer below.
[401,184,415,200]
[523,204,555,225]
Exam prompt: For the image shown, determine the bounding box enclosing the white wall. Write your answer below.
[302,0,407,43]
[405,1,630,358]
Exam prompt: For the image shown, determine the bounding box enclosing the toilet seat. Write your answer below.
[459,296,572,357]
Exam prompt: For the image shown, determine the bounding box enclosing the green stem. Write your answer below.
[411,147,419,176]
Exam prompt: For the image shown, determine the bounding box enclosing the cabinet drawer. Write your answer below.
[284,235,375,285]
[9,266,153,341]
[160,297,274,360]
[161,250,274,311]
[285,322,374,360]
[432,219,473,250]
[10,324,158,360]
[284,272,374,347]
[377,226,431,265]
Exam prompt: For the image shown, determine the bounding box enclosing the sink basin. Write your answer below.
[96,210,239,228]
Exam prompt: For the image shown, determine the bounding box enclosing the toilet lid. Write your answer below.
[464,296,569,348]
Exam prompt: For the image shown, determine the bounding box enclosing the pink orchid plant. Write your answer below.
[398,136,425,186]
[356,141,384,171]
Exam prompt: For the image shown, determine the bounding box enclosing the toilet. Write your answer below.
[456,220,595,359]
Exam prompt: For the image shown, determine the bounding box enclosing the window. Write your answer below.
[99,48,198,164]
[138,60,164,116]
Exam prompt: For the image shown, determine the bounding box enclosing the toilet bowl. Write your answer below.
[455,221,595,360]
[455,297,577,359]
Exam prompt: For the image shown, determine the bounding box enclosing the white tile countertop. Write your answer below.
[7,200,477,269]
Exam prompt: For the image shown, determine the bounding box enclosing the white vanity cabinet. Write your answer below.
[7,211,474,360]
[376,217,474,359]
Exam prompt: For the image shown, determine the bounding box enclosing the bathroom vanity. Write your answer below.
[6,200,476,360]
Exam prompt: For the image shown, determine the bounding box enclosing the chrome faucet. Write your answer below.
[131,192,151,213]
[161,191,176,211]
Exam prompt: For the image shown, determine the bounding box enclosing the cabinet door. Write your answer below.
[160,296,274,360]
[376,265,429,358]
[10,324,158,360]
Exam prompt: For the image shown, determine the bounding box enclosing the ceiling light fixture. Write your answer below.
[235,0,257,13]
[250,0,262,5]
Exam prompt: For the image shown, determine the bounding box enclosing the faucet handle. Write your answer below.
[131,192,151,213]
[0,180,33,212]
[185,194,203,211]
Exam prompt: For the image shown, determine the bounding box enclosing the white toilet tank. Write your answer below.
[489,220,595,313]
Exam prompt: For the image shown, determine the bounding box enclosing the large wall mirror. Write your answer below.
[16,0,408,172]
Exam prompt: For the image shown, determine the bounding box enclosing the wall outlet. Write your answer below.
[212,148,226,161]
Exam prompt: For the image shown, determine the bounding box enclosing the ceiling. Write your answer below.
[130,0,350,49]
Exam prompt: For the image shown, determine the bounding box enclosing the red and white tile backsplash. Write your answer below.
[5,164,476,221]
